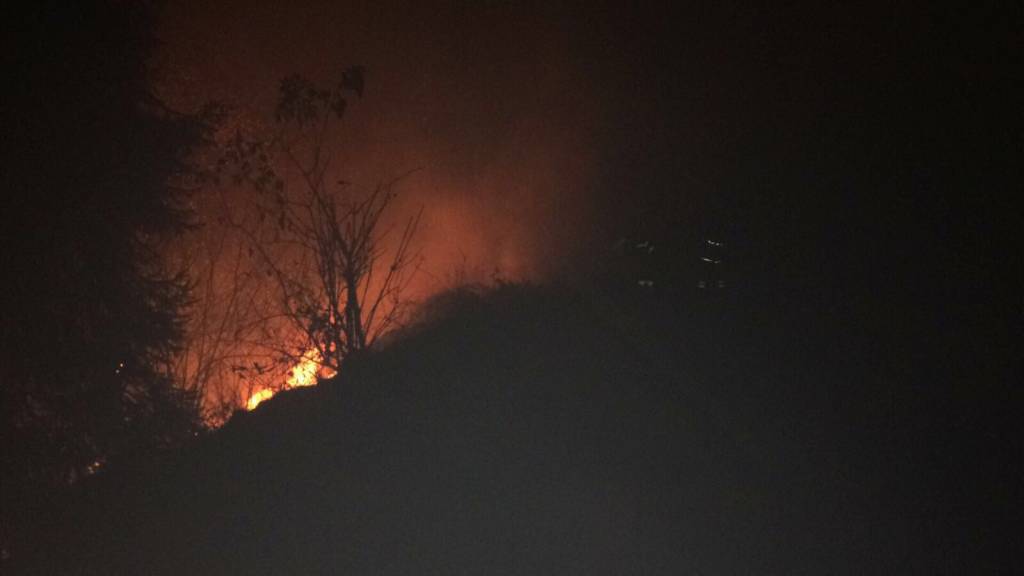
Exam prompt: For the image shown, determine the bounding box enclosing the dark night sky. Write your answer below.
[153,2,895,285]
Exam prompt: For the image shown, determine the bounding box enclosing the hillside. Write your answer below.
[10,284,997,574]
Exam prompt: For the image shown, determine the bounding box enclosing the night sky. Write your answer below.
[153,1,893,286]
[2,1,1020,573]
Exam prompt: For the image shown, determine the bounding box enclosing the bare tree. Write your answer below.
[220,67,422,381]
[169,207,280,422]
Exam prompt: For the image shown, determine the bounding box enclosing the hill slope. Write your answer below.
[15,284,935,574]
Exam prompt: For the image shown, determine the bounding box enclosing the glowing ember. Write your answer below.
[245,348,332,410]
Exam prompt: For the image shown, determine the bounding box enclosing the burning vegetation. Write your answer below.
[245,347,334,410]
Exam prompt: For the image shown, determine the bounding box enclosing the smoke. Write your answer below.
[154,1,611,414]
[156,0,604,291]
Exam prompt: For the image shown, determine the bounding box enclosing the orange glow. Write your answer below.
[245,348,333,411]
[245,388,275,410]
[286,348,325,388]
[160,4,600,423]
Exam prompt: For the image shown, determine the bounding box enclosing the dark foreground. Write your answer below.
[11,284,1017,574]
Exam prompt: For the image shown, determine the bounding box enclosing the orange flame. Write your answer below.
[245,388,275,410]
[245,348,331,410]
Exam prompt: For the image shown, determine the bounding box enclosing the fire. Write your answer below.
[286,348,323,388]
[245,348,332,410]
[245,388,275,410]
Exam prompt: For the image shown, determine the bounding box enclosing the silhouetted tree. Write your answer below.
[218,68,421,384]
[168,210,277,423]
[0,0,207,550]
